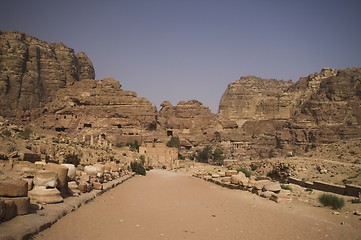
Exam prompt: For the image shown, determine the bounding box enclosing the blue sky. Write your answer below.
[2,0,361,112]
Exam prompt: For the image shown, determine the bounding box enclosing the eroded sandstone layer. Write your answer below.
[0,31,95,117]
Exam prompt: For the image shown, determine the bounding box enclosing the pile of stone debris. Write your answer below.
[193,169,292,204]
[0,160,130,223]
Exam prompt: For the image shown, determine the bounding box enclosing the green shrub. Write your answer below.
[195,145,212,163]
[237,167,251,178]
[18,127,32,139]
[2,129,11,137]
[128,141,140,152]
[319,193,345,210]
[166,136,180,149]
[130,161,146,176]
[280,184,292,191]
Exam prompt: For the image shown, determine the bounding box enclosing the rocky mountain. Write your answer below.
[0,31,95,117]
[158,100,222,147]
[218,68,361,159]
[36,77,158,145]
[1,31,360,161]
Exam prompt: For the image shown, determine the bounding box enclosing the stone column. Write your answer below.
[90,135,94,146]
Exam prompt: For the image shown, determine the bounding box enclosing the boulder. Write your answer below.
[28,186,63,204]
[263,182,281,193]
[260,191,276,199]
[225,170,238,177]
[0,179,28,197]
[230,172,247,185]
[33,170,58,188]
[254,180,272,190]
[93,164,105,177]
[84,165,97,175]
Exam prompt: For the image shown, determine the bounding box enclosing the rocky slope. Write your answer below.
[36,77,158,145]
[218,68,361,159]
[158,100,222,147]
[0,31,95,117]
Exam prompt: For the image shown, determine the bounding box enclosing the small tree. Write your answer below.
[196,145,212,163]
[166,136,180,149]
[212,147,225,166]
[130,161,146,176]
[128,140,139,152]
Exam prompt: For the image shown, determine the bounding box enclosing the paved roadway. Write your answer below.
[34,170,360,240]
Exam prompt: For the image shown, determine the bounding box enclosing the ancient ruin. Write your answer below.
[0,31,360,238]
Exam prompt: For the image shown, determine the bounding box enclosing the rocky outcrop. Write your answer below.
[0,31,95,117]
[218,68,361,159]
[37,77,158,144]
[158,100,222,147]
[218,76,293,127]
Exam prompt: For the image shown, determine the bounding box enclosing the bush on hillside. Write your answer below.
[319,193,345,210]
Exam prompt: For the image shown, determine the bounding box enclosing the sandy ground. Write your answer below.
[34,170,361,240]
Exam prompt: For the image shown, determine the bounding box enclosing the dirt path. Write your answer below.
[34,170,361,240]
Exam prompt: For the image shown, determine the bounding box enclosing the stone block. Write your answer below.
[78,183,88,193]
[2,200,17,221]
[61,163,76,181]
[260,191,276,199]
[0,179,28,197]
[263,182,281,193]
[84,165,97,175]
[34,170,58,188]
[225,170,238,177]
[92,182,103,190]
[0,197,30,215]
[221,177,231,182]
[45,163,69,189]
[254,180,272,190]
[270,194,292,204]
[93,164,105,177]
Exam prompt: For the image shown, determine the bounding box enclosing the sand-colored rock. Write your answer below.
[0,197,30,215]
[28,186,63,204]
[0,179,28,197]
[33,170,58,188]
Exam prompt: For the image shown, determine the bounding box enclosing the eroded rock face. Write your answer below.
[0,31,95,117]
[218,76,294,127]
[218,68,361,159]
[38,77,158,144]
[158,100,222,147]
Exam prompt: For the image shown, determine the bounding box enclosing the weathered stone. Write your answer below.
[221,177,231,182]
[0,179,28,197]
[92,182,103,190]
[225,170,238,177]
[0,197,30,215]
[33,170,58,188]
[3,200,17,221]
[270,194,292,204]
[78,183,88,193]
[263,182,281,193]
[0,31,95,116]
[211,173,221,178]
[61,164,76,181]
[260,191,276,199]
[230,173,247,185]
[254,180,272,190]
[44,163,68,189]
[84,165,97,175]
[28,186,63,204]
[93,164,105,177]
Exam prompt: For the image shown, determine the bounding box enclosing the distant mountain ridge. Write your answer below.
[1,31,360,160]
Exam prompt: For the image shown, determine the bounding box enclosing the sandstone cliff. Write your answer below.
[37,78,158,144]
[0,31,95,117]
[218,68,361,159]
[158,100,222,147]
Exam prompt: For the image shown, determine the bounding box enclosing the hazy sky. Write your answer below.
[2,1,361,112]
